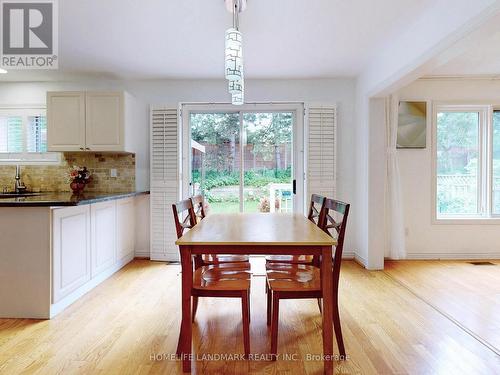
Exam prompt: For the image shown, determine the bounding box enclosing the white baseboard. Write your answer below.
[134,249,150,258]
[354,253,368,268]
[406,252,500,260]
[342,251,355,259]
[150,252,179,262]
[50,254,134,318]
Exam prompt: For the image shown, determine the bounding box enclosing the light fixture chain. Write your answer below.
[233,0,240,30]
[226,0,244,105]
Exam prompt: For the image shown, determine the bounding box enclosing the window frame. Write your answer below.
[0,105,60,165]
[180,102,305,214]
[432,103,500,224]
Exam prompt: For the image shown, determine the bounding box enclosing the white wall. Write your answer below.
[0,78,357,257]
[397,78,500,259]
[352,1,500,269]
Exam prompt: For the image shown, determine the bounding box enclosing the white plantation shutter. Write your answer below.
[27,115,47,152]
[307,106,336,199]
[0,108,57,163]
[150,108,180,261]
[0,116,23,152]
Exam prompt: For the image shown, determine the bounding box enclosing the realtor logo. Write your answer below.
[0,0,58,69]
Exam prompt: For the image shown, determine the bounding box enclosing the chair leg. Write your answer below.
[266,283,272,326]
[332,298,346,359]
[192,296,198,323]
[241,291,250,358]
[270,291,279,360]
[248,290,251,323]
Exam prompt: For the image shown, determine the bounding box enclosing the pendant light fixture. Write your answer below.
[225,0,246,105]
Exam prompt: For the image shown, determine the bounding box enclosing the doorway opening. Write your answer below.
[182,103,304,214]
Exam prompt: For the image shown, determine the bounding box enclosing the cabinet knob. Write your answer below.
[85,147,91,151]
[79,147,84,150]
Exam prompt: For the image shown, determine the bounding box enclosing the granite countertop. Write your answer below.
[0,191,149,207]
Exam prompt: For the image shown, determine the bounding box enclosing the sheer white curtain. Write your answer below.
[385,95,406,259]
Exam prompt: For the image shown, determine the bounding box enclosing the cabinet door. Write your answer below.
[116,197,135,263]
[52,205,91,303]
[90,201,117,277]
[85,92,124,151]
[47,92,86,151]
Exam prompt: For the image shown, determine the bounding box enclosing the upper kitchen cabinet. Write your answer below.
[46,92,86,152]
[47,91,137,153]
[85,92,124,151]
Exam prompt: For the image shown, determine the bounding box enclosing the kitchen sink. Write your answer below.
[0,192,42,198]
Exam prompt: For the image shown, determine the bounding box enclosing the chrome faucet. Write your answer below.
[14,165,27,193]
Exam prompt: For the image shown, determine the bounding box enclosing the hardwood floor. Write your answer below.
[1,259,500,374]
[385,259,500,355]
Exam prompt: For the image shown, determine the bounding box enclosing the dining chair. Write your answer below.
[172,198,251,358]
[190,194,249,266]
[265,194,325,266]
[265,198,350,359]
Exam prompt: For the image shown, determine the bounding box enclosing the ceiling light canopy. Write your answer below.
[225,0,246,105]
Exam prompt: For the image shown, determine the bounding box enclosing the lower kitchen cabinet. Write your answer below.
[52,205,91,303]
[91,200,117,277]
[116,197,135,262]
[51,197,136,310]
[0,193,146,319]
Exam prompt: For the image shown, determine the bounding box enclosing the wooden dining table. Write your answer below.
[175,212,337,374]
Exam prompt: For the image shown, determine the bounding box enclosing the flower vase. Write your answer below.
[70,181,85,194]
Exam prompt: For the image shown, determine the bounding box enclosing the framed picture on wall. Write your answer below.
[397,101,427,148]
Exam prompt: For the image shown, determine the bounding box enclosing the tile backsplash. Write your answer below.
[0,153,135,193]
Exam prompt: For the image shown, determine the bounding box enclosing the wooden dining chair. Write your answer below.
[191,194,206,223]
[190,194,249,266]
[173,198,251,358]
[265,198,350,359]
[265,194,325,266]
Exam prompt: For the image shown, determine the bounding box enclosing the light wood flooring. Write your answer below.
[1,259,499,374]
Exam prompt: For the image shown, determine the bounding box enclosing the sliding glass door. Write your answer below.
[190,112,241,213]
[184,104,303,214]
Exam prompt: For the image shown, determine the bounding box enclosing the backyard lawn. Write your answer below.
[208,200,260,213]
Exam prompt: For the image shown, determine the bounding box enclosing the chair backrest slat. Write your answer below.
[191,194,206,222]
[318,198,350,284]
[172,199,197,240]
[307,194,325,225]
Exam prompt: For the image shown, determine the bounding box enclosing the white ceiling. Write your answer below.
[430,29,500,76]
[1,0,435,81]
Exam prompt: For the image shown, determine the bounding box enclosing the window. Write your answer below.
[0,107,59,164]
[434,105,500,219]
[492,110,500,213]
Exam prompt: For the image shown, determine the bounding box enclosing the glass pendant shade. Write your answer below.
[228,78,244,95]
[232,92,244,106]
[225,28,243,80]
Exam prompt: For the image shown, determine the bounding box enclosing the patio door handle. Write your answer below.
[293,179,296,195]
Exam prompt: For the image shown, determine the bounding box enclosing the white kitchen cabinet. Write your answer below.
[47,92,86,151]
[90,200,117,277]
[85,92,124,151]
[0,195,142,319]
[47,91,134,152]
[116,197,135,262]
[52,205,91,303]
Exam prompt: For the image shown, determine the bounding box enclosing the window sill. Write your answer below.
[434,217,500,225]
[0,153,61,166]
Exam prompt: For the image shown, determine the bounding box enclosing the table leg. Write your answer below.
[180,246,193,373]
[321,246,334,374]
[175,320,183,356]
